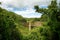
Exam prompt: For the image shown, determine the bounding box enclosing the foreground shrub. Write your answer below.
[22,26,52,40]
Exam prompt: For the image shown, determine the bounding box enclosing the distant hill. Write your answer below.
[0,7,27,27]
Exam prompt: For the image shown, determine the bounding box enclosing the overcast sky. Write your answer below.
[0,0,60,18]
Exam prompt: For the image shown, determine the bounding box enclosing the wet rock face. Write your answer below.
[32,21,43,27]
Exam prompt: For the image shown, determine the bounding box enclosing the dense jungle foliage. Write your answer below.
[0,0,60,40]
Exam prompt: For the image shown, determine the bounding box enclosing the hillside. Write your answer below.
[0,6,53,40]
[0,0,60,40]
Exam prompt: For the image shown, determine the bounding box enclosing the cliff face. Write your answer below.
[32,21,43,27]
[23,21,43,27]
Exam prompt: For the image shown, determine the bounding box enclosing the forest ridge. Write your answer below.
[0,0,60,40]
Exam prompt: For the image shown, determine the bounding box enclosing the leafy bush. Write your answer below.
[0,8,22,40]
[21,26,52,40]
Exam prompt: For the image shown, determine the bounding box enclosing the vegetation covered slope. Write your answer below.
[0,7,53,40]
[0,7,26,40]
[0,0,60,40]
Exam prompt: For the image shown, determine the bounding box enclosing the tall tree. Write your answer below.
[0,2,1,4]
[34,0,60,40]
